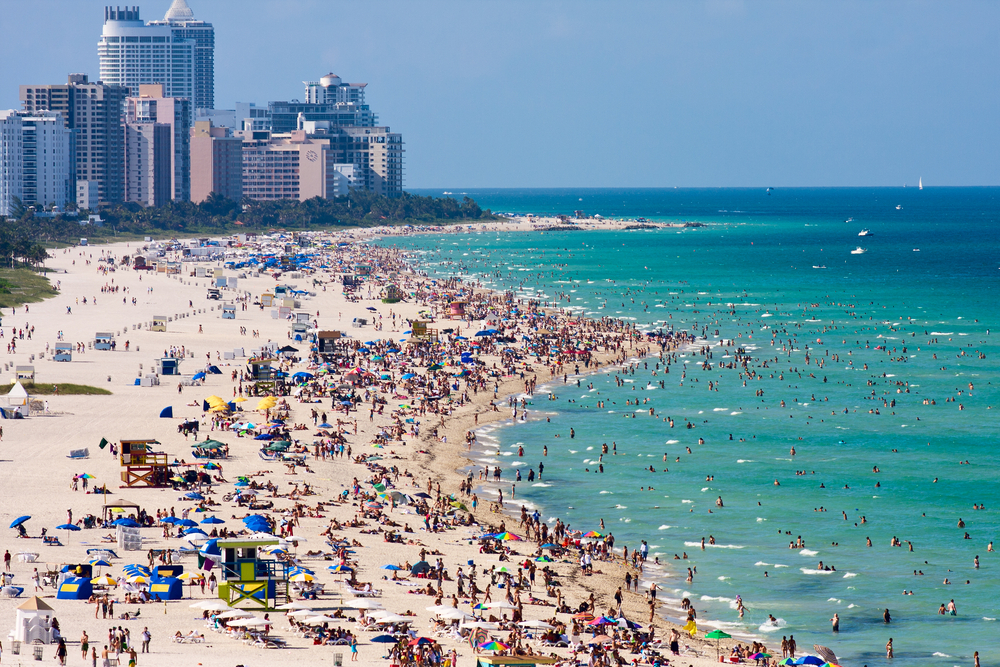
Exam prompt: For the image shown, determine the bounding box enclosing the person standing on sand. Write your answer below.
[81,631,89,660]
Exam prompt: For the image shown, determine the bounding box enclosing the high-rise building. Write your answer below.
[238,129,358,202]
[149,0,215,112]
[125,84,191,202]
[262,74,404,196]
[190,120,242,204]
[0,110,72,215]
[269,74,376,133]
[20,74,128,206]
[0,111,25,216]
[98,3,214,118]
[125,122,171,207]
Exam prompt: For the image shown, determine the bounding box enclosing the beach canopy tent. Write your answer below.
[102,499,142,523]
[159,406,173,418]
[7,381,29,406]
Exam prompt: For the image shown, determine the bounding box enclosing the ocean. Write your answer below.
[393,187,1000,666]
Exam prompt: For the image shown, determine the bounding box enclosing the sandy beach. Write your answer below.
[0,225,732,667]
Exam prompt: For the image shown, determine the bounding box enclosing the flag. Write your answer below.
[99,438,109,450]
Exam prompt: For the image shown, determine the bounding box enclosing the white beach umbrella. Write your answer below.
[519,619,555,630]
[460,621,500,630]
[425,605,454,613]
[288,609,315,618]
[303,615,338,625]
[343,598,384,610]
[216,609,255,619]
[373,614,411,624]
[275,602,311,611]
[439,609,472,621]
[195,601,230,611]
[484,601,517,609]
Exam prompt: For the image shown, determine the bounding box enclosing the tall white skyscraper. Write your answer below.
[0,110,72,215]
[98,2,214,116]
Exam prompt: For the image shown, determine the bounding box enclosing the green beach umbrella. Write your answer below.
[705,629,731,658]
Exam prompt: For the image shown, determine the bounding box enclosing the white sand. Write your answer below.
[0,231,728,667]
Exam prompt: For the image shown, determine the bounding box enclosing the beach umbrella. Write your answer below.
[381,564,403,571]
[749,653,772,661]
[492,532,522,541]
[303,616,338,626]
[813,646,838,665]
[616,617,643,630]
[371,635,398,643]
[583,531,603,538]
[90,576,117,586]
[200,516,225,525]
[89,559,112,568]
[216,609,254,619]
[328,564,353,573]
[409,637,435,646]
[274,602,311,611]
[572,612,595,621]
[589,635,613,644]
[192,601,229,611]
[76,473,95,479]
[478,641,509,651]
[111,518,139,528]
[792,657,826,666]
[56,523,81,531]
[539,543,559,549]
[9,516,30,529]
[705,629,732,658]
[127,575,150,585]
[159,516,177,524]
[289,572,314,582]
[343,599,383,610]
[535,555,553,563]
[175,518,198,527]
[410,561,431,575]
[518,620,554,630]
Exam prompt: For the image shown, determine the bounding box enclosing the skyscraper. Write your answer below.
[98,3,214,117]
[20,74,128,206]
[149,0,215,112]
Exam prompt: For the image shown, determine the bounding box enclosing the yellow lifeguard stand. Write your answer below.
[119,440,170,488]
[411,320,438,342]
[217,538,289,609]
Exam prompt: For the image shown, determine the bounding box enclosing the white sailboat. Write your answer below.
[919,177,923,190]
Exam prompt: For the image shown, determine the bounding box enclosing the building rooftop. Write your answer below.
[164,0,195,21]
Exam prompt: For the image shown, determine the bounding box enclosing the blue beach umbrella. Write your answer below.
[56,523,81,531]
[200,516,225,525]
[175,518,198,527]
[381,564,403,571]
[111,518,139,528]
[9,516,30,529]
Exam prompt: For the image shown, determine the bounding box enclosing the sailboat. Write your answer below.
[919,177,923,190]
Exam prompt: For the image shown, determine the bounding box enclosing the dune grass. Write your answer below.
[0,382,112,395]
[0,268,59,310]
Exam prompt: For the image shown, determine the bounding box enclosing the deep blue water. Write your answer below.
[395,188,999,666]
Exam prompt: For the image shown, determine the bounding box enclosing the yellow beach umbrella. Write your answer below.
[234,396,248,402]
[289,572,314,582]
[177,572,204,581]
[256,397,277,411]
[90,576,117,586]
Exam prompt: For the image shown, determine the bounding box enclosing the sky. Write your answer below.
[1,0,998,188]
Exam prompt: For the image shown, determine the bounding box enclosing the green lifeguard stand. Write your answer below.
[216,538,289,609]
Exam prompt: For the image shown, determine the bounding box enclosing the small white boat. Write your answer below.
[919,177,923,190]
[851,247,867,255]
[896,205,902,210]
[813,265,827,269]
[845,217,854,223]
[858,229,873,237]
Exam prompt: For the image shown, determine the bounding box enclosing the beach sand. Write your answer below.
[0,229,729,666]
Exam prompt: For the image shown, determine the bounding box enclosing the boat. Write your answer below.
[812,265,827,269]
[858,229,873,237]
[919,177,923,190]
[851,247,867,255]
[845,217,854,223]
[896,205,902,210]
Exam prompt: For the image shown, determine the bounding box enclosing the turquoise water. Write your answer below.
[393,188,999,666]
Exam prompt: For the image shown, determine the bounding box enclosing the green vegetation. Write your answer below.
[1,191,498,246]
[0,268,58,309]
[0,382,113,395]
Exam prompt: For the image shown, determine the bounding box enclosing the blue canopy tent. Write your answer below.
[159,406,173,418]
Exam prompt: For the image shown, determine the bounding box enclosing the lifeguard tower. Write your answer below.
[248,358,277,392]
[222,304,236,319]
[155,357,181,376]
[449,301,467,318]
[151,315,167,332]
[53,343,73,361]
[94,332,115,350]
[411,320,438,343]
[217,537,289,609]
[260,293,275,307]
[15,366,35,382]
[119,439,170,488]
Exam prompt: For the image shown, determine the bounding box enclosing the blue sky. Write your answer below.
[1,0,997,188]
